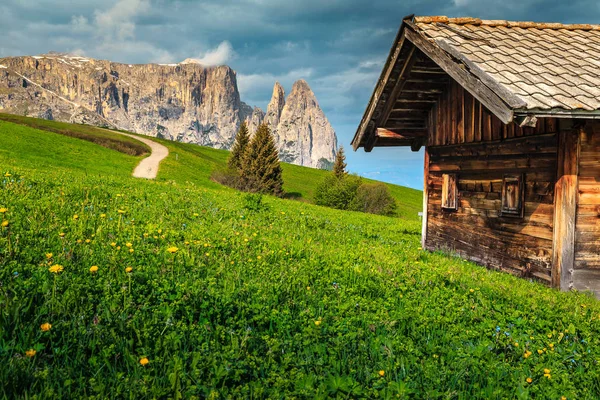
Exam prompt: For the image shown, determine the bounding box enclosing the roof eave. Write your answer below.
[351,15,414,151]
[515,108,600,119]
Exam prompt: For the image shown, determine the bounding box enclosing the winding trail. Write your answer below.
[112,131,169,179]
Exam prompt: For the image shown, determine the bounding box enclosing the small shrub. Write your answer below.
[242,193,268,212]
[314,174,362,210]
[349,182,397,216]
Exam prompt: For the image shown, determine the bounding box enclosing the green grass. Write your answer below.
[1,118,600,398]
[0,113,150,156]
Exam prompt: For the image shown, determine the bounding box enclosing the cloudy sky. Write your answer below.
[1,0,598,189]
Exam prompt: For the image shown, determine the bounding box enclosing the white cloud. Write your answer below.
[188,41,236,66]
[94,0,150,41]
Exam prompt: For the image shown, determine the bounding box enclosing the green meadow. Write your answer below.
[1,116,600,399]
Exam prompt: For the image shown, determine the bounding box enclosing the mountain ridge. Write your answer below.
[0,53,337,168]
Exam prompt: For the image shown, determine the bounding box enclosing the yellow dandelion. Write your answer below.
[193,213,199,217]
[139,357,149,366]
[90,266,99,273]
[126,242,132,248]
[48,264,64,274]
[167,246,178,254]
[85,239,91,244]
[0,207,7,213]
[117,246,121,250]
[59,232,65,237]
[25,349,36,358]
[314,320,321,326]
[157,229,162,234]
[514,342,519,347]
[117,209,125,214]
[544,373,551,379]
[100,213,106,218]
[307,286,311,290]
[129,248,134,253]
[45,253,53,259]
[40,322,52,332]
[77,239,82,244]
[1,220,8,227]
[73,215,79,220]
[544,368,550,374]
[205,252,209,257]
[125,267,133,273]
[257,256,262,260]
[537,349,543,355]
[379,370,385,377]
[526,377,532,384]
[110,242,117,247]
[4,172,11,177]
[561,397,567,400]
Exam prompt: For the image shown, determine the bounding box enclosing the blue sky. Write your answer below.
[1,0,598,189]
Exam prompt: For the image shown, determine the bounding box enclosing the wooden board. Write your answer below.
[425,133,558,282]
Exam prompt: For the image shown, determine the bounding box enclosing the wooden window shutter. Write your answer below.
[441,173,458,211]
[501,174,524,217]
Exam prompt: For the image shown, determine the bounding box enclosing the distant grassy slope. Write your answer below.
[0,120,142,177]
[0,113,150,156]
[0,114,423,220]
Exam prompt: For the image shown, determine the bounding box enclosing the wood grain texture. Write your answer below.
[425,133,558,282]
[552,126,579,289]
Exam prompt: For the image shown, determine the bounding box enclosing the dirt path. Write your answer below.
[111,131,169,179]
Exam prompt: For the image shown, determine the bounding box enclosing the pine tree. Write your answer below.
[332,146,347,178]
[241,123,284,196]
[228,122,250,172]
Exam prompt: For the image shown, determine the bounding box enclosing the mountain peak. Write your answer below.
[265,81,286,127]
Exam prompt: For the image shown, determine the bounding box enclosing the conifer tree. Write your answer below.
[242,123,284,196]
[332,146,347,178]
[228,122,250,172]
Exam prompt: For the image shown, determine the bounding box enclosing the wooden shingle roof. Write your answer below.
[414,17,600,113]
[352,15,600,151]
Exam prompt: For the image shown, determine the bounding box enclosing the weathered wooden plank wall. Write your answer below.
[576,122,600,270]
[424,78,560,283]
[429,80,553,146]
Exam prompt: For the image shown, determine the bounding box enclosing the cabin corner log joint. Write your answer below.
[352,15,600,297]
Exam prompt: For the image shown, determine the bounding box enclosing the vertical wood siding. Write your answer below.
[424,78,560,283]
[575,122,600,270]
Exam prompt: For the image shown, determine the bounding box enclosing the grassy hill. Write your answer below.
[1,116,600,398]
[0,113,423,220]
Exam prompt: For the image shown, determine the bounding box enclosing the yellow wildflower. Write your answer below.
[59,232,65,237]
[193,213,199,217]
[139,357,149,366]
[40,323,52,332]
[48,264,64,274]
[307,286,310,290]
[90,266,99,273]
[379,370,385,377]
[100,213,106,218]
[117,246,121,250]
[77,239,82,244]
[544,373,551,379]
[85,239,91,244]
[157,229,162,234]
[25,349,36,358]
[514,342,519,347]
[537,349,543,355]
[469,289,474,293]
[4,172,11,177]
[167,246,178,254]
[126,243,132,248]
[117,209,125,214]
[129,248,134,253]
[45,253,53,259]
[544,368,550,374]
[0,207,7,213]
[111,242,116,247]
[314,320,321,326]
[73,215,79,220]
[1,220,8,227]
[526,377,532,384]
[125,267,133,273]
[205,252,210,257]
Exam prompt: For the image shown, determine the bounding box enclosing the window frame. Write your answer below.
[441,173,458,211]
[500,173,525,218]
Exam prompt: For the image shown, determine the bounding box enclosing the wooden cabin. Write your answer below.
[352,16,600,296]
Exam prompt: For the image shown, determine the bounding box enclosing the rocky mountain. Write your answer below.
[0,52,337,168]
[242,80,338,169]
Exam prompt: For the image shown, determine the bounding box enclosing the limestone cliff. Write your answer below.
[0,52,337,168]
